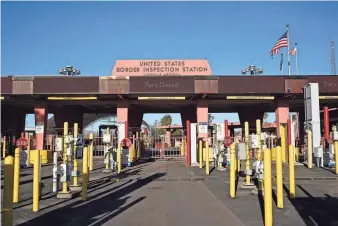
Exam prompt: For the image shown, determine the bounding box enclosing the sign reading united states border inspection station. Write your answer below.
[112,59,212,76]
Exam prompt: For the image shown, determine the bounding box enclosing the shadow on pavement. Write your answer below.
[319,166,337,175]
[1,175,54,189]
[38,179,133,212]
[13,166,143,210]
[13,176,127,210]
[17,172,166,226]
[283,184,338,226]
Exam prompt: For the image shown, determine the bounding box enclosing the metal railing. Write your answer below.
[141,135,186,161]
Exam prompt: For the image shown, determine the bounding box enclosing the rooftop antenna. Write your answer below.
[329,40,336,75]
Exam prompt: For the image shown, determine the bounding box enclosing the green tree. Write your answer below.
[160,114,172,126]
[152,120,163,136]
[154,114,173,136]
[172,129,183,136]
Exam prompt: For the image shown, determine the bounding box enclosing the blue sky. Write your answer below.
[2,2,338,129]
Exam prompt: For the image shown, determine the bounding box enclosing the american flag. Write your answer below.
[270,31,288,56]
[289,47,297,55]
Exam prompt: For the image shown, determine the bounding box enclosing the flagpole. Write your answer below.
[295,42,299,76]
[281,53,284,75]
[286,24,291,76]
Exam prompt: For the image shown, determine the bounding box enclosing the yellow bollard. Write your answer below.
[117,143,121,174]
[81,147,89,201]
[13,148,21,203]
[3,136,6,158]
[130,146,136,163]
[263,148,273,226]
[295,148,299,162]
[181,138,185,156]
[62,122,69,194]
[307,130,313,169]
[33,149,41,212]
[332,126,338,175]
[3,156,14,226]
[199,139,203,169]
[335,140,338,175]
[72,123,80,188]
[276,146,283,208]
[271,147,276,161]
[206,141,210,175]
[89,133,94,171]
[230,143,236,198]
[280,124,286,163]
[288,145,295,198]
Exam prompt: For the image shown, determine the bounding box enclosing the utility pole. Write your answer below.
[330,41,336,75]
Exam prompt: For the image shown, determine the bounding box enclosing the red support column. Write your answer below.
[196,100,208,138]
[186,120,191,167]
[275,102,289,137]
[287,119,292,145]
[34,104,48,150]
[324,106,329,139]
[224,120,229,137]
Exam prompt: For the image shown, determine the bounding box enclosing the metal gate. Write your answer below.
[142,135,186,162]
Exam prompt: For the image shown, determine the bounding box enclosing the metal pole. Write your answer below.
[62,122,69,193]
[287,119,292,146]
[3,156,14,225]
[230,143,236,198]
[199,139,203,169]
[333,126,338,174]
[256,119,263,191]
[224,120,229,137]
[186,120,191,167]
[181,137,185,156]
[264,148,273,226]
[81,147,89,201]
[281,124,287,163]
[324,107,329,139]
[27,135,31,166]
[89,133,94,171]
[52,150,58,193]
[276,146,283,208]
[286,24,291,76]
[2,136,6,158]
[295,43,299,75]
[13,148,20,203]
[71,123,80,188]
[307,130,313,168]
[281,53,284,76]
[244,122,251,185]
[288,144,296,198]
[206,141,209,175]
[33,149,41,212]
[117,143,121,174]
